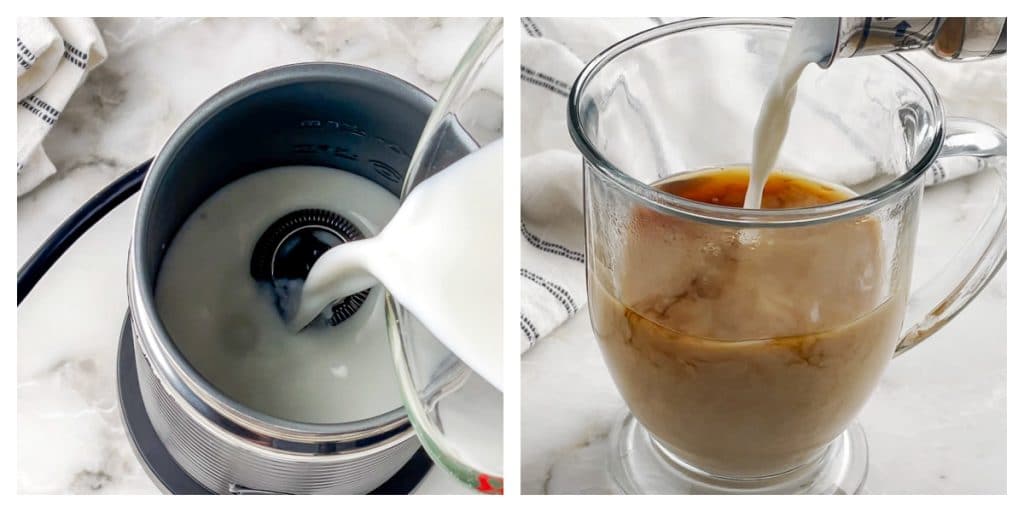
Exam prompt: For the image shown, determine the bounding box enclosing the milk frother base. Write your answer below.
[607,411,868,495]
[116,314,432,494]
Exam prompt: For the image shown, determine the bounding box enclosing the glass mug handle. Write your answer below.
[895,116,1007,355]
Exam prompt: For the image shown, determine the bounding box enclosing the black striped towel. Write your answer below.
[518,17,1003,353]
[17,17,107,196]
[519,18,666,353]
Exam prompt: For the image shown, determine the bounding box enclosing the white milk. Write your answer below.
[745,19,836,209]
[295,139,504,391]
[156,166,404,424]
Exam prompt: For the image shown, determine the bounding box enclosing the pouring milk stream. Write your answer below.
[745,19,843,209]
[294,139,504,391]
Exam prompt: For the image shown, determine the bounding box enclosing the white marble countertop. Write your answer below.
[16,17,490,495]
[520,47,1007,493]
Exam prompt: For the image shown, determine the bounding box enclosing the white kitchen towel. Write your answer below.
[519,18,663,353]
[17,17,107,196]
[518,17,1006,353]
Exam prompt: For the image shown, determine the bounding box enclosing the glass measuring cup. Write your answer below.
[386,17,504,494]
[569,18,1005,494]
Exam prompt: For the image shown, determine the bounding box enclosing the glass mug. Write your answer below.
[569,18,1006,494]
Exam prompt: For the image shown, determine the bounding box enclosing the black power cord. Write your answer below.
[17,159,152,305]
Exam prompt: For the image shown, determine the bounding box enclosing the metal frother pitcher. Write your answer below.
[821,17,1006,66]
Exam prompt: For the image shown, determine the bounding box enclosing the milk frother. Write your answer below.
[18,62,475,494]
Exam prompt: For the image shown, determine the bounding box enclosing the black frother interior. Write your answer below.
[138,64,440,309]
[137,65,478,334]
[250,208,371,326]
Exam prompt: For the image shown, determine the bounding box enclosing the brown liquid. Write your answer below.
[657,167,850,208]
[591,168,907,477]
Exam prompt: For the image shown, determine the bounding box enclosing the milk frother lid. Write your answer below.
[116,314,431,495]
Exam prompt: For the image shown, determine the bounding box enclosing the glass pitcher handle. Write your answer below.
[895,116,1007,356]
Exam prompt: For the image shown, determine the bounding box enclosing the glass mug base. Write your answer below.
[608,412,868,494]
